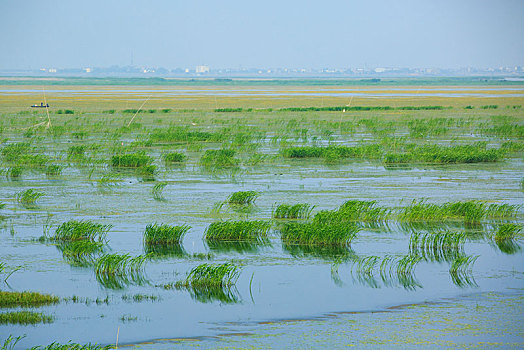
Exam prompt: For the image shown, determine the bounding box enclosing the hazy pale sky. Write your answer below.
[1,0,523,69]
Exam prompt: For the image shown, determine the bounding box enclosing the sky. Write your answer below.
[1,0,523,70]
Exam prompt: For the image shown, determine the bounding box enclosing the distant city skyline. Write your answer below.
[2,63,523,78]
[1,0,523,70]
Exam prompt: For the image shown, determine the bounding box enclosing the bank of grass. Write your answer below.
[204,220,271,242]
[273,203,314,219]
[384,144,504,164]
[398,200,519,224]
[175,263,240,290]
[227,191,259,205]
[144,223,190,245]
[46,220,112,242]
[111,152,153,168]
[15,188,44,206]
[280,221,360,246]
[0,291,59,308]
[200,149,239,167]
[0,311,53,325]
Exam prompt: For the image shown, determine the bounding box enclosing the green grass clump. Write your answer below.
[280,221,360,247]
[0,291,59,308]
[0,311,53,325]
[15,189,44,206]
[281,144,383,160]
[95,254,148,289]
[175,263,241,302]
[409,231,466,262]
[59,241,104,267]
[50,220,112,242]
[149,127,220,143]
[335,200,391,222]
[111,152,153,168]
[144,223,190,245]
[398,200,519,224]
[384,144,503,165]
[56,109,74,114]
[200,149,239,167]
[449,255,479,287]
[205,221,270,242]
[45,164,62,176]
[162,152,186,163]
[494,223,522,242]
[492,223,522,255]
[151,182,167,201]
[350,254,422,290]
[273,203,314,219]
[1,142,31,162]
[227,191,259,205]
[68,145,86,158]
[177,263,241,289]
[7,166,23,179]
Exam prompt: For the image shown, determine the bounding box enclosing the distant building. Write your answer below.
[83,68,92,73]
[196,65,210,73]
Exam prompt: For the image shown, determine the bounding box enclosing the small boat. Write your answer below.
[31,102,49,108]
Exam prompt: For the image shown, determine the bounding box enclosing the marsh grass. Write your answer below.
[111,152,153,168]
[0,291,59,308]
[149,127,220,144]
[96,173,122,188]
[45,164,62,176]
[95,253,149,289]
[492,223,522,254]
[29,342,111,350]
[58,241,105,267]
[281,144,383,161]
[200,149,239,167]
[162,152,186,163]
[175,263,241,304]
[273,203,314,219]
[144,223,190,246]
[151,182,168,201]
[0,311,53,325]
[227,191,259,205]
[336,200,391,222]
[285,243,356,261]
[1,335,24,350]
[449,255,479,287]
[206,240,270,254]
[351,254,422,290]
[205,220,270,243]
[6,166,22,179]
[15,189,44,206]
[46,220,112,242]
[398,200,519,224]
[384,144,503,165]
[409,230,466,262]
[280,221,360,247]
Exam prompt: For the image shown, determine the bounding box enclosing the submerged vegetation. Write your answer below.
[273,203,314,219]
[144,223,190,246]
[227,191,259,205]
[0,291,59,308]
[205,220,270,243]
[0,311,53,325]
[46,220,113,242]
[16,189,44,206]
[175,263,241,303]
[94,254,149,289]
[280,221,360,247]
